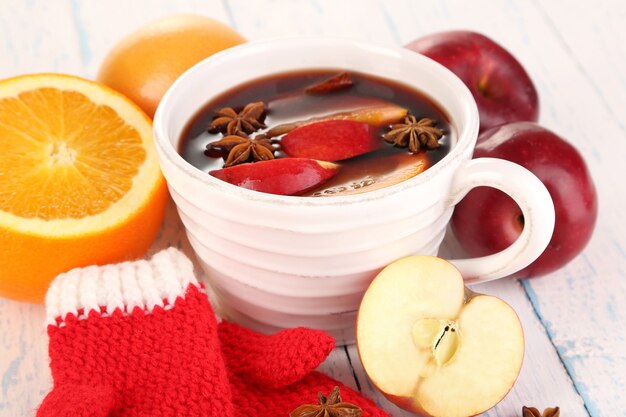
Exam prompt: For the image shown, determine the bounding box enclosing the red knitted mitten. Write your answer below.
[37,248,233,417]
[218,321,390,417]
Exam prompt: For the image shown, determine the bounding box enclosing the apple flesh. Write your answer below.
[281,120,381,161]
[452,122,598,278]
[210,158,339,196]
[405,31,538,132]
[357,256,524,417]
[309,152,429,196]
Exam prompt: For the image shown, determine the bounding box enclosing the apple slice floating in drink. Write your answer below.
[210,158,340,196]
[266,103,408,137]
[307,152,429,197]
[281,120,381,161]
[357,256,524,417]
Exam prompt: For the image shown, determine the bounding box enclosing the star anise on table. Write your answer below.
[208,101,266,136]
[383,115,443,153]
[206,134,275,167]
[523,406,560,417]
[290,386,362,417]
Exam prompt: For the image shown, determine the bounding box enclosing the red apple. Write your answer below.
[405,31,539,132]
[281,120,381,161]
[452,122,597,278]
[210,158,339,196]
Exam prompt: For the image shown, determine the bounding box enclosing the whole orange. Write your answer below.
[97,14,246,118]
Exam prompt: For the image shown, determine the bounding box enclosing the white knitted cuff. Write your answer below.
[46,248,198,326]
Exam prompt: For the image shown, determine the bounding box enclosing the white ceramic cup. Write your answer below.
[154,38,555,344]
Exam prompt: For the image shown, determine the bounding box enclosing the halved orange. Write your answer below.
[0,74,168,303]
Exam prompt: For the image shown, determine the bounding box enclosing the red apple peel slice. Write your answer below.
[210,158,340,196]
[266,103,408,137]
[281,120,381,162]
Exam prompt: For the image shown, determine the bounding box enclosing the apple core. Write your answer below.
[412,318,460,375]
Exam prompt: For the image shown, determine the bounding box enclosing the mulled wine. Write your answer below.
[179,70,453,196]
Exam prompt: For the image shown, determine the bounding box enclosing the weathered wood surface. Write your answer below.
[1,1,624,416]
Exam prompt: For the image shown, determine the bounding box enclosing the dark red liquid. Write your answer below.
[179,70,453,196]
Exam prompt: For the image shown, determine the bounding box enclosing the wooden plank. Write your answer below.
[0,302,49,416]
[67,0,233,78]
[523,9,626,413]
[226,0,399,45]
[317,347,361,392]
[0,0,83,79]
[533,0,626,131]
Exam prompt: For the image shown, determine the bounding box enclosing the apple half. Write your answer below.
[357,256,524,417]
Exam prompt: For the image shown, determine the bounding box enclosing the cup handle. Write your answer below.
[446,157,555,284]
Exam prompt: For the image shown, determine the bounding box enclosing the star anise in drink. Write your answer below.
[208,101,266,136]
[383,115,443,153]
[207,134,275,167]
[290,386,362,417]
[523,406,560,417]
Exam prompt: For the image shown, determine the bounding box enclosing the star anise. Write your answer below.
[290,386,362,417]
[207,134,275,167]
[208,101,266,136]
[383,115,443,153]
[522,406,560,417]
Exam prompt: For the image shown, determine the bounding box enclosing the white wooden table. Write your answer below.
[1,1,624,416]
